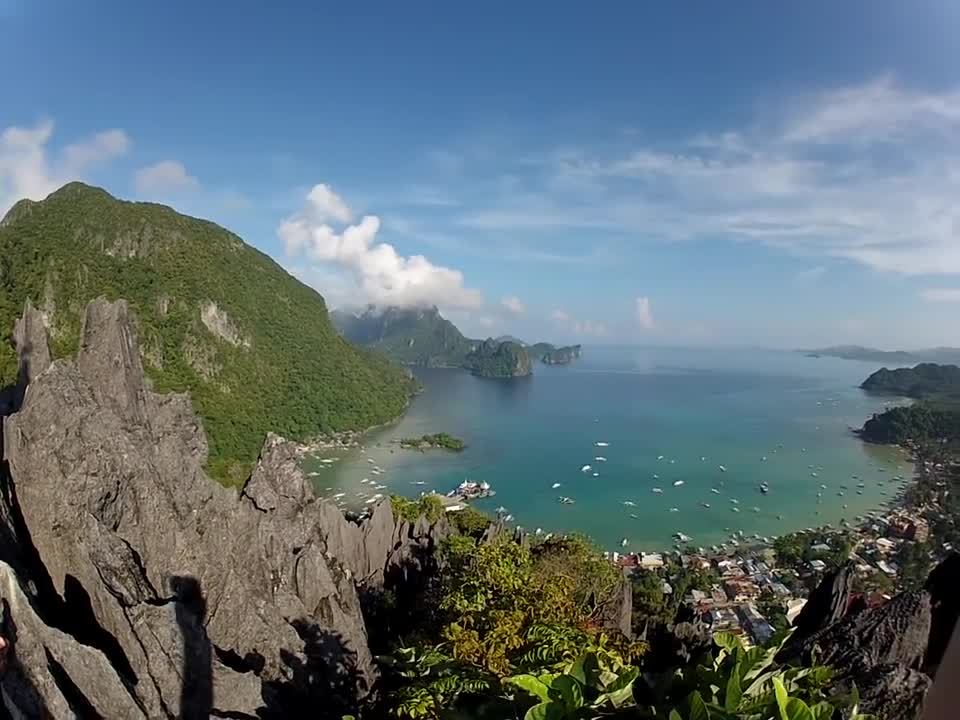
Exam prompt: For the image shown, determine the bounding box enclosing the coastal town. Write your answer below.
[607,444,957,647]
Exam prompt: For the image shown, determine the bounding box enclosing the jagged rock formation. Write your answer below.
[778,554,960,720]
[0,298,439,718]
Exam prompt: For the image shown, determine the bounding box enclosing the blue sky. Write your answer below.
[3,1,960,348]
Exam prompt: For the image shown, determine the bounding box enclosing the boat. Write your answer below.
[629,513,638,519]
[761,456,767,462]
[702,502,711,508]
[674,532,691,542]
[592,472,600,477]
[730,498,739,504]
[448,480,495,501]
[366,458,375,464]
[653,474,660,480]
[670,507,679,512]
[710,488,720,494]
[700,456,706,462]
[551,482,562,489]
[820,484,827,489]
[504,514,514,521]
[411,481,426,486]
[657,455,665,461]
[596,441,610,447]
[622,500,637,507]
[652,488,663,494]
[811,472,818,478]
[595,456,607,462]
[731,507,740,512]
[496,506,507,514]
[620,538,629,547]
[759,483,770,494]
[719,465,727,472]
[581,464,592,472]
[673,480,685,487]
[752,506,760,513]
[558,496,575,505]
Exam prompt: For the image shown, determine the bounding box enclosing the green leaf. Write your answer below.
[725,663,743,711]
[568,656,587,686]
[524,702,561,720]
[809,702,834,720]
[774,677,790,720]
[689,690,711,720]
[594,667,639,709]
[783,698,814,720]
[506,674,552,704]
[552,675,584,711]
[669,711,684,720]
[714,632,743,653]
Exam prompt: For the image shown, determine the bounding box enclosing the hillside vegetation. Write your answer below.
[0,183,413,484]
[463,338,533,378]
[860,363,960,400]
[331,305,475,367]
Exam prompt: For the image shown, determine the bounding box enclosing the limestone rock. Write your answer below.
[3,298,376,716]
[0,560,146,718]
[790,559,856,639]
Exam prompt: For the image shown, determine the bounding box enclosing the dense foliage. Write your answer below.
[331,305,476,367]
[400,433,466,451]
[860,363,960,400]
[390,494,446,523]
[0,183,413,484]
[859,403,960,445]
[463,339,533,378]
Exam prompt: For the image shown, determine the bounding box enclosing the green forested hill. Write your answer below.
[331,305,476,367]
[860,363,960,400]
[0,182,413,484]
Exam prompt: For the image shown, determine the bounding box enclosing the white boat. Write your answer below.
[595,456,607,462]
[629,513,639,519]
[719,465,727,472]
[504,514,514,521]
[496,506,507,513]
[652,487,663,494]
[710,488,720,494]
[558,496,575,504]
[592,472,599,477]
[620,538,629,547]
[551,482,562,489]
[731,507,740,512]
[411,481,426,486]
[670,507,679,512]
[811,472,818,478]
[730,498,739,504]
[622,500,636,507]
[673,480,685,487]
[702,502,711,508]
[674,532,691,542]
[700,456,706,462]
[657,455,665,461]
[653,474,660,480]
[820,484,827,489]
[367,458,375,464]
[596,441,610,447]
[581,465,592,473]
[761,456,767,462]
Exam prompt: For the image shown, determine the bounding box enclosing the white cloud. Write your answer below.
[920,288,960,303]
[478,315,495,328]
[0,120,130,213]
[550,308,608,337]
[280,183,483,309]
[501,296,526,315]
[458,77,960,276]
[134,160,198,194]
[635,297,655,329]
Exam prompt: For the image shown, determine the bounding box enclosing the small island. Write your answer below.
[527,342,582,365]
[399,432,466,451]
[462,339,533,378]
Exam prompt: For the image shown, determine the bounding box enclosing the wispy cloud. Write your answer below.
[550,308,608,337]
[920,288,960,303]
[134,160,199,194]
[501,296,526,315]
[0,120,130,213]
[452,76,960,276]
[279,183,482,309]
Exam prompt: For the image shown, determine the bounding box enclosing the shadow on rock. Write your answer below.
[260,621,365,720]
[171,576,212,720]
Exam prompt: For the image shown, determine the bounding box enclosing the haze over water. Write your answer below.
[305,347,909,551]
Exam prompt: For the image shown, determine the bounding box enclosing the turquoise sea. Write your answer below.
[304,347,910,552]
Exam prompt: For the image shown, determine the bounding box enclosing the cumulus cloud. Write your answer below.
[550,309,608,337]
[459,76,960,276]
[501,296,526,315]
[0,120,130,213]
[920,288,960,303]
[635,296,655,329]
[279,183,483,309]
[134,160,198,194]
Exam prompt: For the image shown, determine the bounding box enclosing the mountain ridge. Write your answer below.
[0,182,413,484]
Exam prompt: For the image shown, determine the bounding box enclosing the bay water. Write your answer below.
[304,347,909,551]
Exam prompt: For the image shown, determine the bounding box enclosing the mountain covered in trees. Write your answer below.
[0,183,414,484]
[860,363,960,401]
[332,304,582,376]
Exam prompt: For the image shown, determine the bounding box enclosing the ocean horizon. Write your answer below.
[305,346,910,552]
